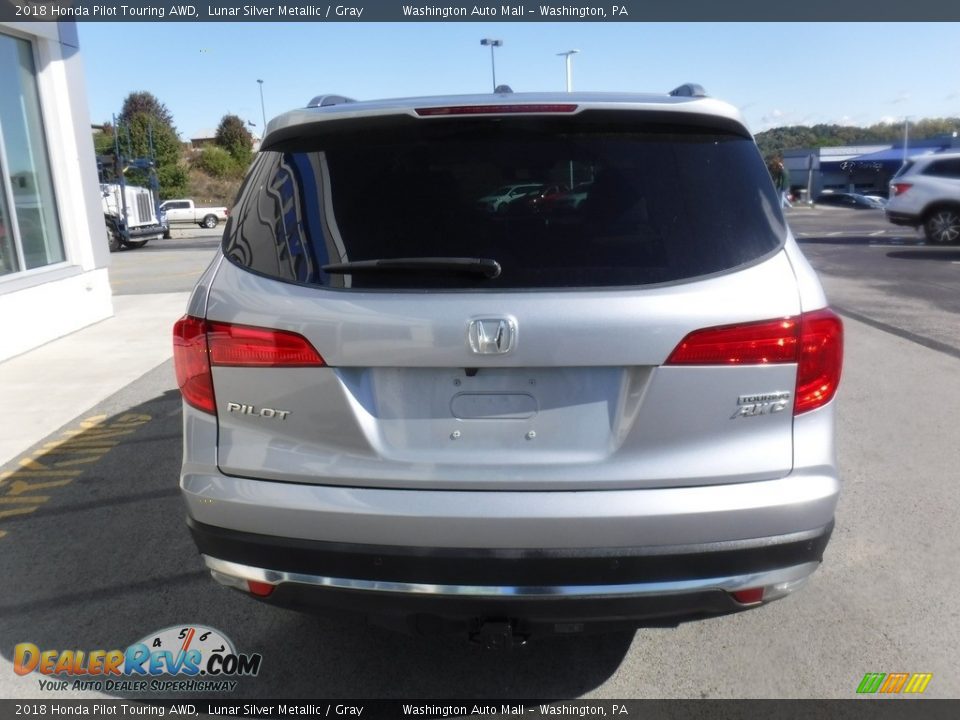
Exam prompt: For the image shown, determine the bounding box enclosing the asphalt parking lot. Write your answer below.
[1,208,958,700]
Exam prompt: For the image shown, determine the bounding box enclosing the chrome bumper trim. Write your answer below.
[203,555,819,599]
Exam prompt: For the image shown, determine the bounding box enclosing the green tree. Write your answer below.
[215,114,254,167]
[755,117,960,160]
[120,91,175,128]
[196,146,243,180]
[112,92,187,199]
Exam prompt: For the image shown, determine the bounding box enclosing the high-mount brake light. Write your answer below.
[173,317,326,415]
[891,182,913,196]
[415,104,578,116]
[666,309,843,415]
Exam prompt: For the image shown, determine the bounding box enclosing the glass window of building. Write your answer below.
[0,31,65,277]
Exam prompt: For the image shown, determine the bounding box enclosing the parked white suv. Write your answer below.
[886,152,960,243]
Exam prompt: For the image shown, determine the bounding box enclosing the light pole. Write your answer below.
[257,79,266,131]
[480,38,503,92]
[557,49,579,93]
[902,115,910,166]
[557,50,580,188]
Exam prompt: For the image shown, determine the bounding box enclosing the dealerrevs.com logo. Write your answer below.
[14,625,261,693]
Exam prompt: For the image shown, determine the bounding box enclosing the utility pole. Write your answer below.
[257,79,267,131]
[902,116,910,166]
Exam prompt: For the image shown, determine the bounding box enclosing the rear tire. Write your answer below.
[107,229,123,252]
[201,215,218,229]
[923,207,960,244]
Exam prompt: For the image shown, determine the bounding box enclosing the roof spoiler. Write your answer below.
[668,83,708,98]
[306,95,357,108]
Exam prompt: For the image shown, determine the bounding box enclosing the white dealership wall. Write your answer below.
[0,21,112,362]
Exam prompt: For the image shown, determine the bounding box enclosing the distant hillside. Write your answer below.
[755,118,960,160]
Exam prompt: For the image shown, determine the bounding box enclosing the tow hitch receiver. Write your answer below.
[470,619,528,650]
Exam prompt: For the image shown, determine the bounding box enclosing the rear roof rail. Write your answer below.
[306,94,357,108]
[669,83,708,98]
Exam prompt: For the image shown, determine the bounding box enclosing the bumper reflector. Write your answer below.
[730,587,765,605]
[247,580,276,597]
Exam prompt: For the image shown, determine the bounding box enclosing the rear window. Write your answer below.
[892,161,914,179]
[223,113,786,290]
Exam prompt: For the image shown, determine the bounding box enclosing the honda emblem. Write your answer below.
[468,318,516,355]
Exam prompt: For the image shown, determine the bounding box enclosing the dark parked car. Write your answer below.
[815,192,884,209]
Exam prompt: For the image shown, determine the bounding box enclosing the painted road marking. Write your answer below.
[796,230,894,238]
[0,413,152,539]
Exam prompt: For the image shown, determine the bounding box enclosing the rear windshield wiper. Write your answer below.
[322,257,501,279]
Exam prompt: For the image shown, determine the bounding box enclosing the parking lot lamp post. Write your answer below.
[902,116,910,166]
[557,50,580,187]
[557,49,579,93]
[257,79,266,132]
[480,38,503,92]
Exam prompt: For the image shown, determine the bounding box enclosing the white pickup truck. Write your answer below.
[159,199,229,232]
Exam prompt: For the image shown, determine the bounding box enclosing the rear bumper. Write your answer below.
[190,520,831,630]
[181,408,839,628]
[180,469,839,550]
[885,210,920,227]
[190,517,832,588]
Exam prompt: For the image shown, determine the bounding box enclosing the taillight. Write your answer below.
[665,317,799,366]
[794,309,843,415]
[172,316,325,415]
[415,104,578,116]
[666,309,843,415]
[173,315,216,414]
[891,182,913,196]
[206,321,325,367]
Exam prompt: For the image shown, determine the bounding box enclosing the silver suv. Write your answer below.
[174,88,843,643]
[886,151,960,243]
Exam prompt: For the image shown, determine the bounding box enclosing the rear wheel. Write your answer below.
[923,207,960,244]
[202,215,218,229]
[107,229,123,252]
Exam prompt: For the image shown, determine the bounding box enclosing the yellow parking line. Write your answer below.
[0,413,151,538]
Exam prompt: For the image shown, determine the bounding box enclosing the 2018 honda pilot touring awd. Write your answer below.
[174,87,843,643]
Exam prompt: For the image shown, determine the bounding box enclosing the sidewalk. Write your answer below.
[0,292,190,468]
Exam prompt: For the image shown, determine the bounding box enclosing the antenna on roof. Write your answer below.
[669,83,708,98]
[306,95,357,108]
[494,85,514,94]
